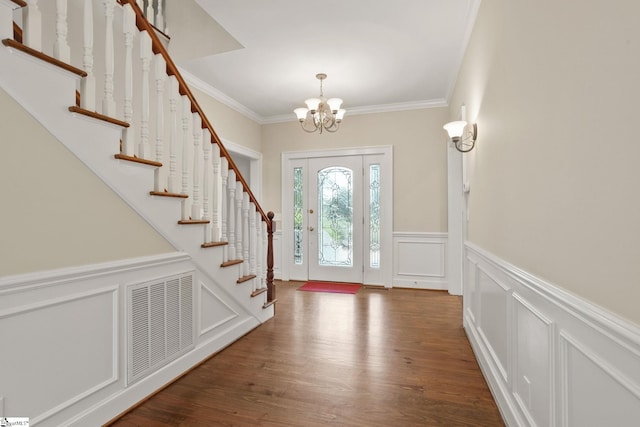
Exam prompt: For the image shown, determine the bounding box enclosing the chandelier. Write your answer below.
[293,73,346,133]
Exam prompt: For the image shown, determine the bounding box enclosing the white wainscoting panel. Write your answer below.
[200,281,239,335]
[464,243,640,427]
[0,252,264,427]
[392,232,447,290]
[0,286,118,424]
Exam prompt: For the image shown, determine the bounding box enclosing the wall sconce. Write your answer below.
[443,121,477,153]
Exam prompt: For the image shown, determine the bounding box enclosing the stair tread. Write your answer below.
[237,274,256,284]
[69,106,129,128]
[178,219,209,225]
[251,288,267,298]
[263,299,277,309]
[114,153,162,167]
[221,259,243,268]
[149,191,188,199]
[201,241,228,248]
[2,39,87,77]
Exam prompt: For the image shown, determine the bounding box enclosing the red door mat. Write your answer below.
[298,281,362,294]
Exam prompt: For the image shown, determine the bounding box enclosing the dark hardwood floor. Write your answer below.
[109,281,504,426]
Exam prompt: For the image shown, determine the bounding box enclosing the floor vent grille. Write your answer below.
[127,272,195,385]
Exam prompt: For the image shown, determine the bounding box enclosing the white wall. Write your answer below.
[0,87,174,276]
[262,108,450,233]
[450,0,640,326]
[450,0,640,425]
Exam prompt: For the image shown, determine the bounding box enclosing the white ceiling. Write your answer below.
[177,0,479,124]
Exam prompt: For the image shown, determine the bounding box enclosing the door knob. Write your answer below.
[309,226,314,232]
[309,209,314,214]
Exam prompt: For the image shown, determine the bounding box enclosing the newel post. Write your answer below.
[266,211,276,303]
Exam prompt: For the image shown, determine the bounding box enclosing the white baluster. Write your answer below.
[24,0,42,51]
[242,193,250,277]
[156,0,164,32]
[235,183,243,263]
[136,0,143,9]
[80,0,95,111]
[249,201,257,282]
[138,31,152,159]
[0,4,12,40]
[154,54,167,191]
[220,157,229,261]
[181,95,191,220]
[202,130,212,241]
[121,3,136,154]
[227,169,236,259]
[102,0,116,116]
[211,144,221,242]
[53,0,70,62]
[191,113,202,219]
[146,0,154,24]
[255,211,262,292]
[168,76,179,193]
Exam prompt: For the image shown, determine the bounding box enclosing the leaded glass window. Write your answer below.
[293,167,304,265]
[369,164,380,268]
[318,167,353,267]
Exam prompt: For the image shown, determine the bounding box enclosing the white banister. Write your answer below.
[202,130,212,241]
[235,183,243,263]
[145,0,153,24]
[138,30,152,159]
[80,0,96,111]
[242,192,250,277]
[249,201,257,281]
[262,220,268,289]
[121,3,136,155]
[0,4,12,41]
[191,113,202,219]
[167,75,179,193]
[220,157,229,261]
[211,144,221,242]
[227,169,236,259]
[53,0,70,62]
[155,0,164,32]
[153,54,166,191]
[102,0,116,116]
[24,0,42,51]
[181,95,191,220]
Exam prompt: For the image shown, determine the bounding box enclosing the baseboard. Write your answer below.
[464,242,640,426]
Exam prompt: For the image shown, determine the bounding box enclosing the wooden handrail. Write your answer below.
[118,0,269,225]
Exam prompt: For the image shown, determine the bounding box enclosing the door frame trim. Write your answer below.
[281,145,393,287]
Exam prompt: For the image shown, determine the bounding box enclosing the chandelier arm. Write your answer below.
[323,123,340,133]
[300,120,320,133]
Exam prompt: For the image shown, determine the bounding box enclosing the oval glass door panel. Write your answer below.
[317,167,353,267]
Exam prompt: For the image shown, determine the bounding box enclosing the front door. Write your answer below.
[308,156,363,283]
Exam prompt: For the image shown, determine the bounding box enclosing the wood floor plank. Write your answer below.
[108,281,504,426]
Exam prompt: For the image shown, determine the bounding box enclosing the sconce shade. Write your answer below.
[443,121,468,140]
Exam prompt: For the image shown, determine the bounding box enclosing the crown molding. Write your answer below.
[179,67,264,124]
[261,98,449,124]
[180,67,449,126]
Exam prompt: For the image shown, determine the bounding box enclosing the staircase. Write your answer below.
[0,1,275,425]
